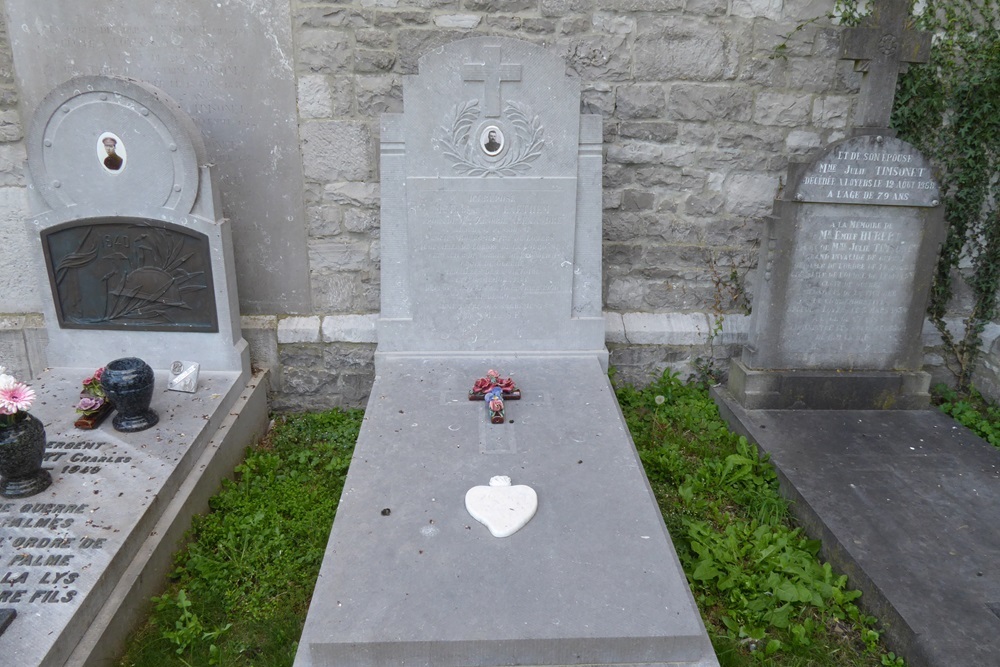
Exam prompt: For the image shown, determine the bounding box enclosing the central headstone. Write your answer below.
[295,38,718,667]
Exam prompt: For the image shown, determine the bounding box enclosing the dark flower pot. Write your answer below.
[0,413,52,498]
[101,357,159,433]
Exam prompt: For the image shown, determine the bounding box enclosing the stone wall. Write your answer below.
[286,0,855,400]
[2,1,1000,408]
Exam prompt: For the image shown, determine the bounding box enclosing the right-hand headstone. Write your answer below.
[725,0,943,410]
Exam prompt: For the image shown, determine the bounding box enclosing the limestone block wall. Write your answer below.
[1,1,998,408]
[285,0,856,399]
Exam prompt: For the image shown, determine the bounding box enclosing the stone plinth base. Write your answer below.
[726,360,931,410]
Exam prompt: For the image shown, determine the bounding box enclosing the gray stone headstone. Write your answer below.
[25,76,249,376]
[6,1,311,314]
[840,0,932,130]
[378,37,605,358]
[296,37,718,667]
[728,134,945,409]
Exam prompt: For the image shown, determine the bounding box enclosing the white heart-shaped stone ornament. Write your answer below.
[465,476,537,538]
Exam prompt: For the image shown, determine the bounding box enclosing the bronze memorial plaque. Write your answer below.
[42,219,218,332]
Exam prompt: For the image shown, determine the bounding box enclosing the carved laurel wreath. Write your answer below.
[439,100,545,177]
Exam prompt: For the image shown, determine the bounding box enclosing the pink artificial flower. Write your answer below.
[77,396,104,412]
[94,367,104,381]
[0,382,35,413]
[0,405,13,416]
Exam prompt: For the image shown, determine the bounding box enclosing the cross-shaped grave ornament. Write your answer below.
[461,46,522,118]
[840,0,931,130]
[469,369,520,424]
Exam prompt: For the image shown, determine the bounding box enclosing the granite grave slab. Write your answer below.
[296,356,717,667]
[0,369,265,666]
[6,0,311,314]
[295,37,717,667]
[712,394,1000,667]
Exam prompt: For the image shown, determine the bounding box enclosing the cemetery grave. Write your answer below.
[294,37,719,667]
[0,76,267,666]
[715,2,1000,665]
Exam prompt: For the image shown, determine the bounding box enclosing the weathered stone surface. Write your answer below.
[618,121,678,142]
[615,84,666,119]
[465,0,535,11]
[752,91,814,126]
[685,0,729,15]
[298,74,334,119]
[295,6,373,29]
[596,0,683,10]
[308,239,373,273]
[752,20,817,57]
[593,12,636,35]
[540,0,597,15]
[298,28,354,73]
[669,84,753,122]
[785,129,822,154]
[634,18,736,81]
[356,75,402,115]
[0,187,36,313]
[723,172,779,217]
[731,0,783,20]
[300,121,373,182]
[564,34,631,80]
[433,14,481,29]
[355,49,397,73]
[325,181,381,207]
[812,95,851,128]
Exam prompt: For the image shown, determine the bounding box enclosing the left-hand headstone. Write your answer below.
[0,76,265,667]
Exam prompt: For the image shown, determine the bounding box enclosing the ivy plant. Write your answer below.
[835,0,1000,391]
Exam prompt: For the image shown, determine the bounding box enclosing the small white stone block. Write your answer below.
[465,476,537,538]
[712,313,750,346]
[277,316,322,344]
[622,312,709,346]
[434,14,481,29]
[321,314,378,343]
[604,311,626,344]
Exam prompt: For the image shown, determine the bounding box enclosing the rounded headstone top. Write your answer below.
[26,76,206,215]
[790,134,940,207]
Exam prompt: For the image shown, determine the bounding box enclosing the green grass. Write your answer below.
[935,383,1000,448]
[118,408,362,667]
[616,371,903,667]
[119,375,911,667]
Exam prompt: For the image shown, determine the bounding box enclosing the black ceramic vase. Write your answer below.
[0,413,53,498]
[101,357,159,432]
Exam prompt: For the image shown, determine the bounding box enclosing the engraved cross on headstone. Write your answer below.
[461,46,522,118]
[840,0,931,130]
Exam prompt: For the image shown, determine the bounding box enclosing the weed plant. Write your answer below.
[118,408,362,667]
[935,384,1000,449]
[616,371,903,667]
